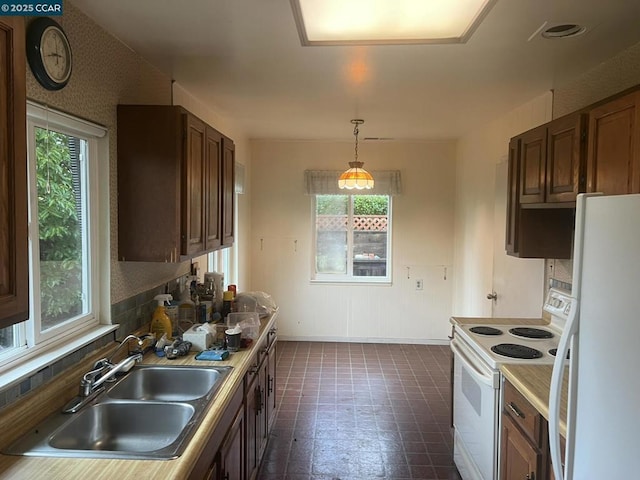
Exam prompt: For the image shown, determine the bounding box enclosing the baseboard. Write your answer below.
[277,335,450,346]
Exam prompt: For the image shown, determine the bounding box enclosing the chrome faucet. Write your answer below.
[62,334,151,413]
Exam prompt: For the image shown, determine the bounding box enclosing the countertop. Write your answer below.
[0,311,278,480]
[501,364,568,438]
[450,315,551,326]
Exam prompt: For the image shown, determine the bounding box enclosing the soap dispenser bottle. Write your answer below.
[151,294,173,340]
[178,275,196,327]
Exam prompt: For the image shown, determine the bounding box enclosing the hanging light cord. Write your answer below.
[353,122,359,164]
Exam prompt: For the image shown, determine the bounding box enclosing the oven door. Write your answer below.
[451,336,501,480]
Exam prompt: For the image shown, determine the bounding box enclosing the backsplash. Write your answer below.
[546,258,573,293]
[0,279,179,411]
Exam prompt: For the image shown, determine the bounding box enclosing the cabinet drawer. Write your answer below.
[503,380,545,448]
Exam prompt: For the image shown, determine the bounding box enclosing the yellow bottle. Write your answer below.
[151,294,173,341]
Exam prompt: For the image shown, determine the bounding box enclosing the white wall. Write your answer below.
[452,92,553,317]
[249,140,456,343]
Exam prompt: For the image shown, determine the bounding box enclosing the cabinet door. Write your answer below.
[222,137,235,247]
[245,370,259,478]
[0,17,28,328]
[546,114,586,203]
[505,137,521,255]
[257,357,269,460]
[184,115,207,255]
[519,125,547,204]
[587,90,640,194]
[205,127,223,250]
[266,342,277,432]
[501,414,542,480]
[220,407,244,480]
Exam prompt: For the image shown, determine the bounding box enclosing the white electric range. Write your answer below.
[450,288,572,480]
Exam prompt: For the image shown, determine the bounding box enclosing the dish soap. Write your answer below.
[151,294,173,340]
[178,275,196,327]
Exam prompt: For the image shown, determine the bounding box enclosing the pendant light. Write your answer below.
[338,119,374,190]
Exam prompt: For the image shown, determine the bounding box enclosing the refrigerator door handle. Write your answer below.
[549,301,578,480]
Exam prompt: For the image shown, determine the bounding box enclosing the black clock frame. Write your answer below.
[26,17,72,91]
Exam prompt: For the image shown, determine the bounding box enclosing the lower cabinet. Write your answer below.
[246,330,277,480]
[219,408,245,480]
[190,385,244,480]
[190,332,277,480]
[500,379,548,480]
[501,414,543,480]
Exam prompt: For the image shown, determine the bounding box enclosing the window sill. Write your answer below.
[310,279,392,286]
[0,324,118,391]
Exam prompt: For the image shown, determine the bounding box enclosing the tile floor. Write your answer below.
[258,341,462,480]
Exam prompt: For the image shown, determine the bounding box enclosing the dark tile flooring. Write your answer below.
[258,341,462,480]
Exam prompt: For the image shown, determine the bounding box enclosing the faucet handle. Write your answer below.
[92,358,109,369]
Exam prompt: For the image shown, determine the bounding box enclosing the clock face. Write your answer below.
[40,26,72,84]
[26,18,73,90]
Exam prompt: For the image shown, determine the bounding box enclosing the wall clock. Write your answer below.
[26,18,72,91]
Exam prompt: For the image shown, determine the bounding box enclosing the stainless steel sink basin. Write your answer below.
[107,365,228,401]
[49,402,194,453]
[4,364,233,460]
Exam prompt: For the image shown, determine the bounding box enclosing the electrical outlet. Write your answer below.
[415,279,423,290]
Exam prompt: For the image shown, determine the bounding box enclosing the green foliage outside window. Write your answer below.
[316,195,388,215]
[36,128,83,325]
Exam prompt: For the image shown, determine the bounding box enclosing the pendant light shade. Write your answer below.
[339,119,374,190]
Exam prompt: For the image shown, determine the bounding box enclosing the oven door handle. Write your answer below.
[451,339,499,389]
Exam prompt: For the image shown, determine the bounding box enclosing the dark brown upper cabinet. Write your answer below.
[506,85,640,259]
[519,124,547,204]
[505,137,521,256]
[117,105,234,262]
[222,137,235,247]
[0,17,29,328]
[508,114,584,258]
[546,114,586,202]
[519,113,586,206]
[586,90,640,195]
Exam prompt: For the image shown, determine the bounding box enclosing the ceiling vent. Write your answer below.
[541,23,586,39]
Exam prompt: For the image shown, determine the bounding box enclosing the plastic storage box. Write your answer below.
[226,312,260,340]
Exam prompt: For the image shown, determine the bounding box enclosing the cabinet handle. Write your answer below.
[508,402,525,418]
[256,386,263,413]
[525,473,535,480]
[268,375,273,395]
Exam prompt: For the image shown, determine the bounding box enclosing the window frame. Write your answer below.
[27,120,99,345]
[311,194,392,284]
[0,102,113,378]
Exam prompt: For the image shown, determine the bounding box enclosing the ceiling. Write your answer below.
[69,0,640,141]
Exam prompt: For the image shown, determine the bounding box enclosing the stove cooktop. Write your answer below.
[455,322,561,369]
[453,288,573,369]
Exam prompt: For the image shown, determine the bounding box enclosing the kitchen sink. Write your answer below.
[107,365,228,401]
[49,402,194,453]
[3,364,233,460]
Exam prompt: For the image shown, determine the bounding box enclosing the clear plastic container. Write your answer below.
[234,295,257,313]
[226,312,260,340]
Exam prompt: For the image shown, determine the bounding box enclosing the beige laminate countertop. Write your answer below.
[450,316,550,327]
[501,364,568,438]
[0,312,278,480]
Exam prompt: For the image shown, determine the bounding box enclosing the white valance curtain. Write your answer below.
[304,170,402,195]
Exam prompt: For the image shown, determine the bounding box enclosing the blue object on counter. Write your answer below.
[195,349,229,361]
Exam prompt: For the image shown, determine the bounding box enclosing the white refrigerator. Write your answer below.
[549,193,640,479]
